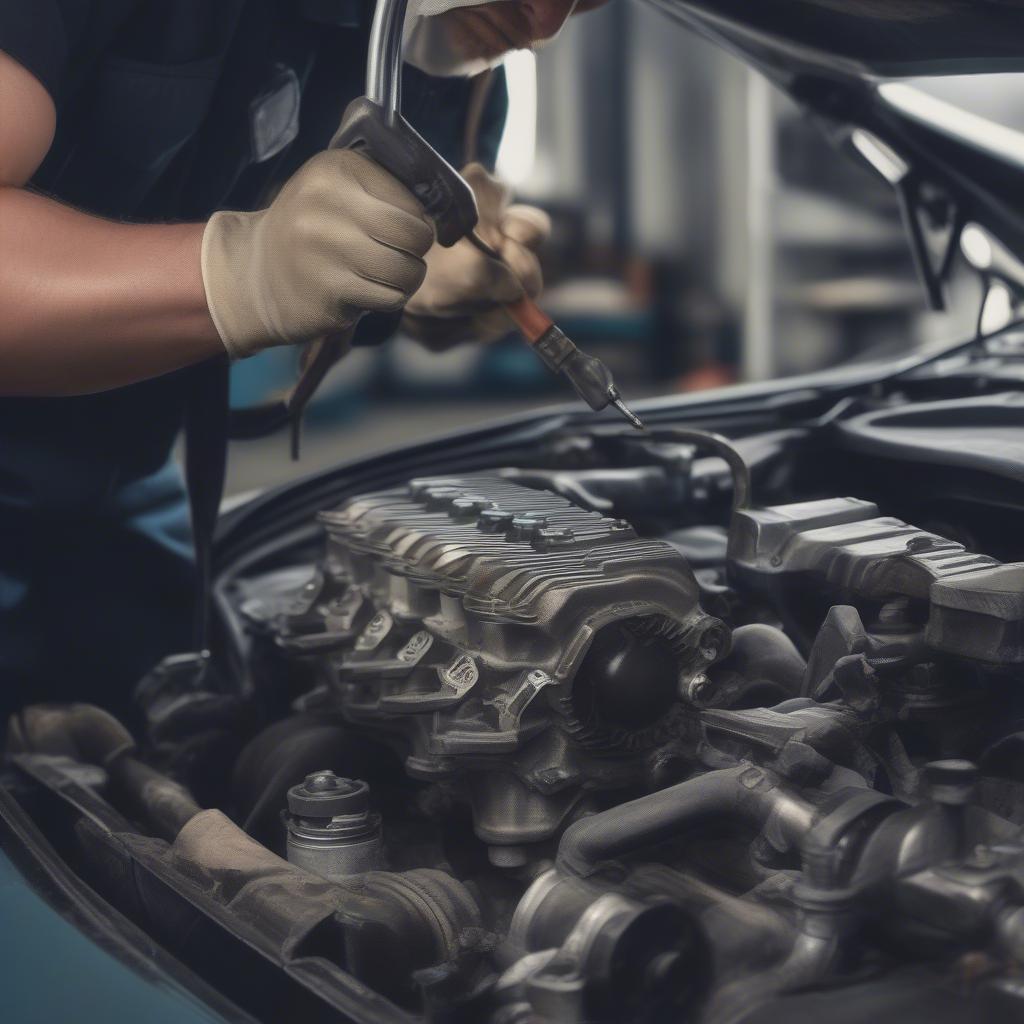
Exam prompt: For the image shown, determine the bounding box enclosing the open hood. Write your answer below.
[639,0,1024,80]
[642,0,1024,304]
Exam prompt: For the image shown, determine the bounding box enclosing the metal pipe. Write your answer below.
[647,426,752,510]
[556,763,815,878]
[366,0,410,120]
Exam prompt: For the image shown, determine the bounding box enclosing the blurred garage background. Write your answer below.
[224,0,1009,496]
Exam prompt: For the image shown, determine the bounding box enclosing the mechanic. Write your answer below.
[0,0,586,721]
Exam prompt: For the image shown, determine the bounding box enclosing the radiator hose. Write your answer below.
[7,703,201,840]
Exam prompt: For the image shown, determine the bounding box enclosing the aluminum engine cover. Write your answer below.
[278,475,727,850]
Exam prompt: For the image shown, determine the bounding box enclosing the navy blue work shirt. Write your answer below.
[0,0,506,720]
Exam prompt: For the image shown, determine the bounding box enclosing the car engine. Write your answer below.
[277,472,728,858]
[8,402,1024,1024]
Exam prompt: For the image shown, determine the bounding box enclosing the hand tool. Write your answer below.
[291,0,647,436]
[465,232,645,428]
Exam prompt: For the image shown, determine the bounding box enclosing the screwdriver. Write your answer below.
[467,232,646,431]
[333,0,647,432]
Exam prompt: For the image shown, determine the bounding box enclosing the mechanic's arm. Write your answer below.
[0,51,433,396]
[0,52,221,395]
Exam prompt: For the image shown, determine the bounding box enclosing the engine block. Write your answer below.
[277,474,728,854]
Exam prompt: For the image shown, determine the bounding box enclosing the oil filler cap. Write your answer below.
[287,771,370,819]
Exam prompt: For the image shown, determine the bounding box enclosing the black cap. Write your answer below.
[287,771,370,818]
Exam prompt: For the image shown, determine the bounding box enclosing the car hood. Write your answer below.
[638,0,1024,80]
[641,0,1024,262]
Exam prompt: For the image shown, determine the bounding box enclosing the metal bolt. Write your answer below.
[305,770,343,793]
[685,674,710,703]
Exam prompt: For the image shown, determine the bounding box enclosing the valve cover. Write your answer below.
[276,475,728,850]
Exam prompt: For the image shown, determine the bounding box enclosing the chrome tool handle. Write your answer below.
[333,0,479,246]
[285,0,476,459]
[366,0,409,119]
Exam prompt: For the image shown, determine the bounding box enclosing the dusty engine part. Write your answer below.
[7,703,202,840]
[227,713,405,850]
[7,723,489,1014]
[284,770,383,879]
[728,497,999,602]
[12,0,1024,1015]
[170,809,485,1005]
[503,868,711,1024]
[12,412,1024,1024]
[270,474,729,852]
[695,624,806,709]
[495,751,1022,1024]
[728,497,1024,662]
[555,763,817,879]
[621,864,795,978]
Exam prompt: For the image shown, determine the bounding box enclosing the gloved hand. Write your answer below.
[402,163,551,349]
[202,149,435,359]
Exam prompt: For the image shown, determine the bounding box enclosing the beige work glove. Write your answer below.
[202,150,435,359]
[402,163,551,349]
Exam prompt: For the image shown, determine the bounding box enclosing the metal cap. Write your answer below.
[923,759,979,806]
[287,771,370,819]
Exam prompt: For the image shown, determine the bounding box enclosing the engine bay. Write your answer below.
[7,386,1024,1024]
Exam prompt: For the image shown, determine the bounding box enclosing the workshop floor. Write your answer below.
[223,398,556,497]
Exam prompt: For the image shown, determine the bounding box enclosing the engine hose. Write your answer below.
[705,623,807,707]
[8,703,487,997]
[556,763,815,878]
[648,426,752,511]
[112,756,203,841]
[7,703,201,841]
[7,702,135,768]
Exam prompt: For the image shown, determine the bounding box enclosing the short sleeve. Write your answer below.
[0,1,69,102]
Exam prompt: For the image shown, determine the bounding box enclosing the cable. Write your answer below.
[876,311,1024,387]
[974,272,991,342]
[647,426,753,511]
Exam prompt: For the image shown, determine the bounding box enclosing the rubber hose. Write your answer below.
[8,703,201,841]
[649,427,752,511]
[715,624,807,700]
[7,703,135,768]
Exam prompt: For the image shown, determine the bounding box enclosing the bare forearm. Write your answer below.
[0,187,224,396]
